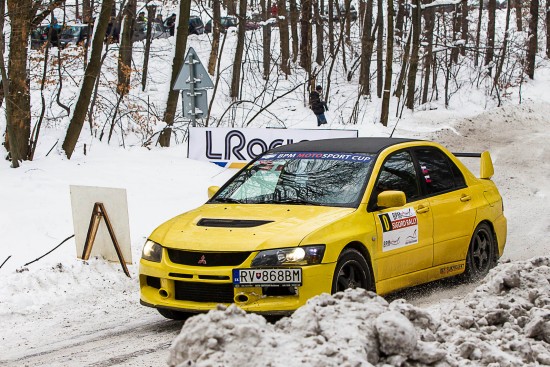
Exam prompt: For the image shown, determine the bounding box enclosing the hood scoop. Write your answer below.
[197,218,273,228]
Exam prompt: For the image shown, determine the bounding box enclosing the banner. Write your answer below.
[188,127,359,168]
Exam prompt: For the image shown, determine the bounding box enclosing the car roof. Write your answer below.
[269,137,421,154]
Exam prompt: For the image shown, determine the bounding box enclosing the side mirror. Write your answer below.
[480,151,494,179]
[377,190,406,209]
[207,186,220,199]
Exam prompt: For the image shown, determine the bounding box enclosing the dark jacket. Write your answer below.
[309,90,327,115]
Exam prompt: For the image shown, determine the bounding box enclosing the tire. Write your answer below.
[463,223,496,281]
[331,248,373,294]
[157,308,191,320]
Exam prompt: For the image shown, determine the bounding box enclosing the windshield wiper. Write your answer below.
[275,198,321,206]
[213,197,243,204]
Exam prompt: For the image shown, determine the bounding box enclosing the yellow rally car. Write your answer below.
[140,138,507,319]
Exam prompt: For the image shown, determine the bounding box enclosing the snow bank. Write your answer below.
[168,257,550,367]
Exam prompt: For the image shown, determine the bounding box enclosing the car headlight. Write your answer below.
[251,245,325,267]
[142,240,163,262]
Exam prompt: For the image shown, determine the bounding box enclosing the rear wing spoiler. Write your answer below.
[453,151,494,179]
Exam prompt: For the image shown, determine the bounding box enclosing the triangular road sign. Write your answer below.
[173,47,214,90]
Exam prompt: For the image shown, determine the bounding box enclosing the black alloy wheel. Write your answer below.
[157,308,192,321]
[464,223,496,281]
[331,248,373,294]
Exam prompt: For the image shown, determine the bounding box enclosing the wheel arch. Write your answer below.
[340,241,376,292]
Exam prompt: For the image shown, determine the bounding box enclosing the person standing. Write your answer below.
[309,85,328,126]
[165,13,176,36]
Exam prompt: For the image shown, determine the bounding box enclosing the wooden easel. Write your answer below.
[82,202,130,278]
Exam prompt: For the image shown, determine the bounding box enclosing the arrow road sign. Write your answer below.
[173,47,214,90]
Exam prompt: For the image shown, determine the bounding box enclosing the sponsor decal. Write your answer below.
[378,208,419,252]
[264,152,372,162]
[439,264,464,275]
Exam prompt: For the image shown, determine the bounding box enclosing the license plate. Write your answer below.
[232,268,302,287]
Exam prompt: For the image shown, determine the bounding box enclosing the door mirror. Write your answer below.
[480,151,494,179]
[208,186,220,199]
[377,190,406,209]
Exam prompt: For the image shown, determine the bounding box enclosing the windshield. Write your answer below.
[211,152,374,207]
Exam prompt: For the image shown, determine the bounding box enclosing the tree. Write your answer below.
[485,0,496,68]
[208,0,221,75]
[289,0,299,62]
[230,0,247,98]
[313,0,324,65]
[62,0,115,158]
[359,0,374,95]
[515,0,522,32]
[142,2,157,91]
[261,0,272,78]
[278,0,291,75]
[405,0,421,109]
[460,0,468,56]
[380,0,393,126]
[547,0,550,58]
[118,0,136,96]
[526,0,538,79]
[300,0,312,73]
[422,2,435,104]
[5,0,62,164]
[376,0,383,97]
[158,0,191,147]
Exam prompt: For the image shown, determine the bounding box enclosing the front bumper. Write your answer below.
[139,251,336,315]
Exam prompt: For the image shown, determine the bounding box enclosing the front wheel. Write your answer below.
[463,223,496,281]
[331,248,373,294]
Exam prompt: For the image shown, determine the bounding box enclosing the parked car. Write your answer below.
[139,137,507,319]
[204,16,259,33]
[58,24,91,48]
[132,21,170,42]
[189,16,205,35]
[323,4,358,21]
[30,26,51,49]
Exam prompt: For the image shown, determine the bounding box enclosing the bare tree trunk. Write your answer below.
[547,0,550,58]
[0,0,5,110]
[461,0,468,56]
[289,0,299,62]
[345,0,351,42]
[359,0,374,95]
[6,0,32,163]
[376,0,383,98]
[422,5,434,104]
[485,0,496,67]
[494,0,511,89]
[62,0,115,158]
[226,0,236,15]
[515,0,522,32]
[526,0,539,79]
[395,0,405,39]
[405,0,421,109]
[261,0,272,78]
[83,0,92,23]
[395,29,411,98]
[278,0,291,75]
[208,0,221,75]
[300,0,312,72]
[314,0,324,64]
[328,0,334,54]
[380,0,394,126]
[0,19,17,166]
[118,0,136,95]
[230,0,247,98]
[159,0,191,147]
[474,0,483,66]
[451,5,460,63]
[142,3,157,91]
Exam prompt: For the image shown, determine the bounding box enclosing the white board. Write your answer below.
[70,185,132,264]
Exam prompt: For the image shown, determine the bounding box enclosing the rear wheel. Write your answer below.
[157,308,191,320]
[463,223,496,281]
[331,248,373,294]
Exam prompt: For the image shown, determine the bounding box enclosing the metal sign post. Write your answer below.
[173,47,214,126]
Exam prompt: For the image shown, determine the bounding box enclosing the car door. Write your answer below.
[371,150,434,281]
[412,147,476,266]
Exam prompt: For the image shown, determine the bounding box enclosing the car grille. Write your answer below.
[174,281,235,303]
[167,249,251,267]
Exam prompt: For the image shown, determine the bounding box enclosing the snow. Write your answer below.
[2,4,550,366]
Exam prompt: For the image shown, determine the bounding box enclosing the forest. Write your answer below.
[0,0,547,168]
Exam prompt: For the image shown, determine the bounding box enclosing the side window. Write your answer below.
[374,151,420,202]
[414,148,465,195]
